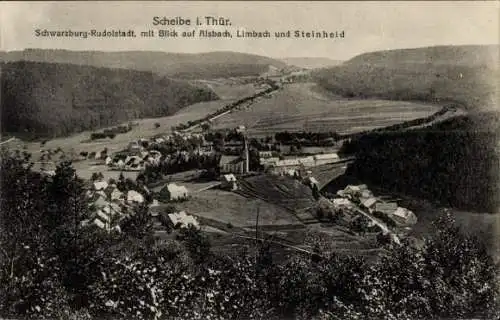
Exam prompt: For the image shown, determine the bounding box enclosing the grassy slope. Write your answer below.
[0,49,288,79]
[0,61,218,138]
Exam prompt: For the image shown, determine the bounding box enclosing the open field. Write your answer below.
[181,188,301,228]
[309,160,353,190]
[236,174,318,222]
[208,223,383,263]
[209,83,441,136]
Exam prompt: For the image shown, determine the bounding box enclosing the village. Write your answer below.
[53,116,419,253]
[8,68,426,255]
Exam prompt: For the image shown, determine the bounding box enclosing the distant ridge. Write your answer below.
[281,57,343,69]
[0,49,288,79]
[345,44,499,67]
[313,45,499,111]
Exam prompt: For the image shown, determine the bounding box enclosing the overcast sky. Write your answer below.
[1,1,498,60]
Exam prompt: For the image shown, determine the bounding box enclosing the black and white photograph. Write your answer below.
[0,1,499,319]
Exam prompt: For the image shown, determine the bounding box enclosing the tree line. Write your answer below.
[339,115,500,212]
[0,149,498,319]
[274,131,341,146]
[174,79,279,131]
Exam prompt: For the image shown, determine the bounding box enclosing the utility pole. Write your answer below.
[239,126,249,174]
[244,135,249,174]
[255,205,260,264]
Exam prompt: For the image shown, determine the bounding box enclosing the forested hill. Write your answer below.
[345,45,499,67]
[1,61,218,138]
[312,45,499,110]
[0,49,288,79]
[338,112,500,213]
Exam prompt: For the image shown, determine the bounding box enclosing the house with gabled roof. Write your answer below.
[167,211,200,230]
[221,174,238,190]
[127,190,144,204]
[361,197,378,212]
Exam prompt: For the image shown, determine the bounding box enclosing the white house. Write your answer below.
[258,151,274,159]
[221,174,238,190]
[159,183,189,202]
[93,218,107,230]
[167,211,200,229]
[93,181,108,191]
[127,190,145,204]
[313,153,340,166]
[361,197,378,212]
[110,188,124,201]
[260,157,280,166]
[286,169,298,177]
[97,210,111,224]
[332,198,354,209]
[390,207,418,225]
[337,185,362,199]
[375,202,398,215]
[114,159,125,170]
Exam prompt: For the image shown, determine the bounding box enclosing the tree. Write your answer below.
[45,161,89,237]
[0,150,49,287]
[422,211,498,318]
[0,150,71,318]
[177,225,211,263]
[90,172,104,182]
[120,205,153,239]
[201,123,210,132]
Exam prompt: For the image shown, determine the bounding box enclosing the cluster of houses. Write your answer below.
[259,151,340,175]
[80,177,196,233]
[106,150,162,171]
[81,180,148,232]
[333,184,418,227]
[103,131,214,172]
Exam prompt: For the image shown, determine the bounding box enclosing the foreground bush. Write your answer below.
[1,151,498,319]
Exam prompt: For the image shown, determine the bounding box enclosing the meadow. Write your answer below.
[209,83,441,136]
